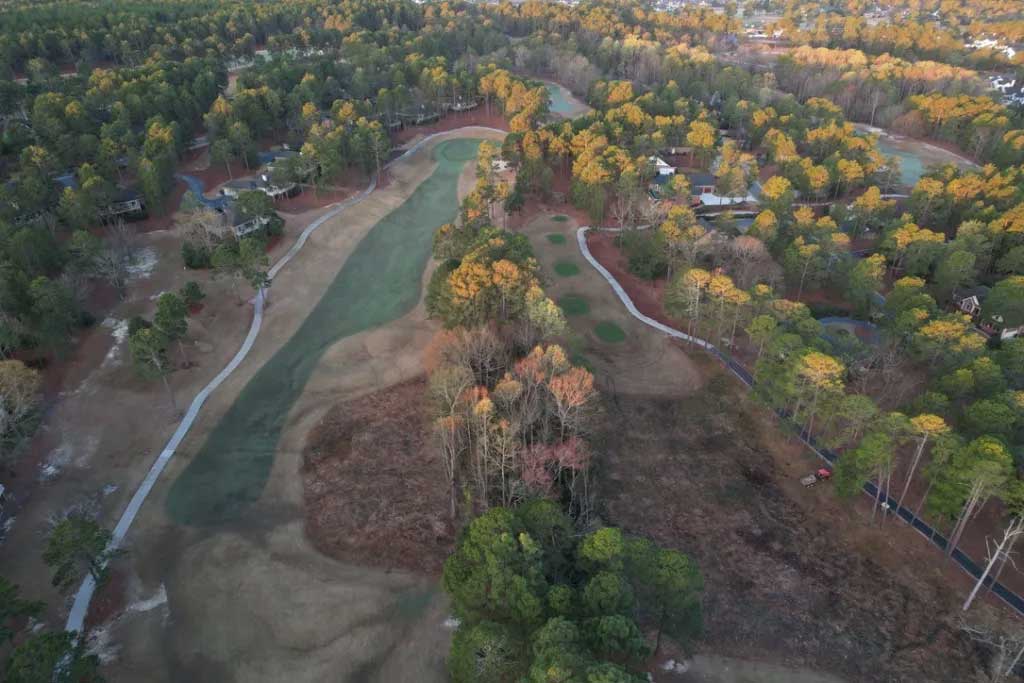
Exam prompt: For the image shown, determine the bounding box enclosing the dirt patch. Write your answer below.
[85,567,129,631]
[597,377,985,683]
[303,378,452,574]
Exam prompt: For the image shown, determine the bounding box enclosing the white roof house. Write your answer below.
[649,156,676,176]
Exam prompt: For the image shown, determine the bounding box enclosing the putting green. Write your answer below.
[167,138,482,525]
[594,321,626,343]
[546,233,567,245]
[554,261,580,277]
[558,294,590,316]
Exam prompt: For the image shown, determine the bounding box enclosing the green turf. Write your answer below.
[554,260,580,277]
[594,321,626,343]
[166,138,482,526]
[551,214,569,222]
[546,233,567,245]
[558,294,590,316]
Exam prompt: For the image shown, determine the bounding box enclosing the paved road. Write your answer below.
[176,173,229,210]
[576,225,1024,619]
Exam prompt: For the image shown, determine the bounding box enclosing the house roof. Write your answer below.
[224,177,270,192]
[257,149,299,165]
[111,187,141,202]
[685,171,715,186]
[955,286,990,302]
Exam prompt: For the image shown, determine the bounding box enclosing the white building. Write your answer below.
[649,156,676,176]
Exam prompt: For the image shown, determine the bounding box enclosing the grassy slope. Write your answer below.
[167,138,481,525]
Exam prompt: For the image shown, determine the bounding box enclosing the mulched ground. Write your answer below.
[302,378,453,575]
[598,385,987,683]
[586,231,672,327]
[85,567,129,630]
[587,229,1024,618]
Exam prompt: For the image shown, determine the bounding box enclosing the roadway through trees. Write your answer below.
[165,138,482,526]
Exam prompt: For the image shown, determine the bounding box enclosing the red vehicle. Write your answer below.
[801,468,832,487]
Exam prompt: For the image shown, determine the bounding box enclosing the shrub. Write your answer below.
[619,230,667,280]
[180,281,206,309]
[127,316,152,337]
[182,240,211,269]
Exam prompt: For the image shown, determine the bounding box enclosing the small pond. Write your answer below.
[854,124,978,188]
[545,82,590,118]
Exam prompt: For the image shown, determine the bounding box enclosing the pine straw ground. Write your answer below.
[302,378,454,574]
[596,372,986,683]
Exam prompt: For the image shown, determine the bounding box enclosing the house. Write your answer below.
[954,285,1024,340]
[448,97,480,112]
[649,156,676,176]
[257,148,300,166]
[989,319,1024,340]
[220,174,298,201]
[100,187,146,219]
[684,171,716,195]
[54,173,146,219]
[226,205,270,238]
[953,286,990,318]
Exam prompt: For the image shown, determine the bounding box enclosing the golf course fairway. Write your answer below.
[166,137,482,525]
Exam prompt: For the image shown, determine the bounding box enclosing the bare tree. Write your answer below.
[961,607,1024,682]
[95,220,139,298]
[434,414,465,520]
[183,208,227,251]
[964,517,1024,612]
[727,236,770,289]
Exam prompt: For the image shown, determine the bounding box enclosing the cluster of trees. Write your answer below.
[767,11,1005,67]
[3,57,224,220]
[427,144,597,519]
[900,94,1024,166]
[0,0,426,74]
[773,46,988,130]
[128,281,206,413]
[444,503,703,682]
[500,78,717,223]
[426,140,707,678]
[0,511,120,681]
[0,360,40,467]
[0,46,225,384]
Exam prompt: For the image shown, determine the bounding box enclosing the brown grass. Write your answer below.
[597,378,985,682]
[302,378,453,574]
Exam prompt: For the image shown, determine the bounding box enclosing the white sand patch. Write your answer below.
[86,623,120,664]
[39,436,99,480]
[100,318,130,369]
[39,443,73,481]
[128,584,167,614]
[442,616,460,629]
[86,584,168,665]
[127,247,158,280]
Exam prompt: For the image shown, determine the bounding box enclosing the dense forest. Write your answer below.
[4,0,1024,680]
